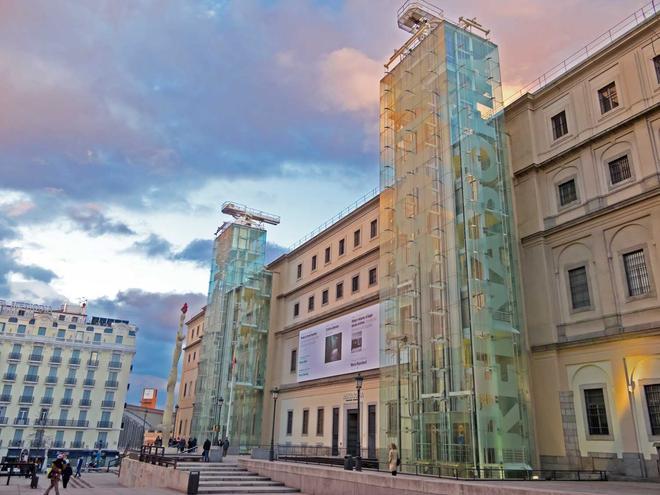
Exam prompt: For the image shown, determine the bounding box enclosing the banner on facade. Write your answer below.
[297,303,379,382]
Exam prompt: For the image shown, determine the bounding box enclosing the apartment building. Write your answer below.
[261,193,380,457]
[0,300,136,461]
[505,10,660,478]
[175,306,205,440]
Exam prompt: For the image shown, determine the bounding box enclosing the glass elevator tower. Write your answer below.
[379,3,533,476]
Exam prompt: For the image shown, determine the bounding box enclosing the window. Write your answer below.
[290,349,297,373]
[308,296,315,312]
[17,325,26,335]
[93,333,102,343]
[623,249,651,297]
[584,388,609,436]
[325,247,331,264]
[336,282,344,299]
[302,409,309,435]
[551,111,568,140]
[57,329,66,340]
[297,264,302,279]
[352,275,360,293]
[608,155,631,184]
[115,335,123,344]
[371,219,378,239]
[558,179,577,206]
[387,401,398,435]
[338,238,345,256]
[322,289,329,305]
[293,303,300,318]
[598,82,619,114]
[316,408,324,436]
[368,267,377,286]
[311,255,317,271]
[353,229,361,247]
[568,266,591,309]
[654,55,660,84]
[286,410,293,435]
[644,384,660,435]
[183,383,188,397]
[58,315,65,321]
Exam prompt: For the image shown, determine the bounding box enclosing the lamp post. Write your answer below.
[355,373,363,471]
[215,397,224,446]
[174,405,179,441]
[269,388,279,462]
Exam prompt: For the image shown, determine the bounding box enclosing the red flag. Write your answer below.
[181,303,188,314]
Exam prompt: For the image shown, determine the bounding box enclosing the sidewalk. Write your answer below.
[0,473,179,495]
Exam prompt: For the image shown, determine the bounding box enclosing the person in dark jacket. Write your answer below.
[222,437,229,457]
[74,457,84,478]
[61,461,73,489]
[202,439,211,462]
[178,437,186,453]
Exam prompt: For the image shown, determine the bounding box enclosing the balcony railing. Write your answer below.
[97,421,113,429]
[18,396,33,404]
[105,380,119,389]
[87,359,100,368]
[70,441,84,448]
[60,398,73,406]
[45,376,57,384]
[14,417,30,426]
[23,374,39,383]
[49,356,62,364]
[35,419,89,428]
[69,357,81,365]
[79,399,92,407]
[64,377,77,385]
[27,354,43,363]
[0,417,8,425]
[8,352,21,361]
[83,378,95,387]
[30,440,46,448]
[108,361,122,369]
[101,401,115,408]
[3,372,16,381]
[9,439,23,447]
[94,441,108,449]
[40,397,53,405]
[0,394,12,403]
[52,440,66,448]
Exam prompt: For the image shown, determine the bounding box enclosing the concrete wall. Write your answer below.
[119,458,188,492]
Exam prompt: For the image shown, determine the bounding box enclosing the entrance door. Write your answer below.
[346,409,359,456]
[331,408,339,456]
[367,405,376,459]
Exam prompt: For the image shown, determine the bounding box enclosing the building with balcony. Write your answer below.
[175,306,205,440]
[504,6,660,479]
[0,300,137,461]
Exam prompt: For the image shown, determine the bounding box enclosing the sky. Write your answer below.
[0,0,648,407]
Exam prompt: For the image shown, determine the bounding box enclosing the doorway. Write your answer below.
[331,407,339,456]
[346,408,359,456]
[367,405,376,458]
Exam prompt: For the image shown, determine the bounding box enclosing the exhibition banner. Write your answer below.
[297,303,379,382]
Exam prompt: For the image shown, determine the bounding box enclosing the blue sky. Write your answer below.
[0,0,645,406]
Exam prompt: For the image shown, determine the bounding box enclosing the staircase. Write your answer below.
[176,461,299,494]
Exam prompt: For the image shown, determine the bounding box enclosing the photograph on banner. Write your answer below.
[297,303,379,382]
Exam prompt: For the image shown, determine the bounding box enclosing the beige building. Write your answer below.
[176,306,205,440]
[261,193,381,458]
[505,14,660,478]
[0,299,136,460]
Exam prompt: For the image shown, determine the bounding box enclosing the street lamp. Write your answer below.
[215,397,224,445]
[269,387,279,462]
[355,373,363,472]
[174,405,179,440]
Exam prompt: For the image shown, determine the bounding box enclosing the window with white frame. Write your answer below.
[584,388,609,436]
[608,155,631,185]
[558,179,577,206]
[644,384,660,435]
[568,266,591,309]
[623,249,651,297]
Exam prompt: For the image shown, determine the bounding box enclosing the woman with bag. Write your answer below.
[43,456,65,495]
[388,443,399,476]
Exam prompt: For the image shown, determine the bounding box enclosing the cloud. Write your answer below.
[67,204,135,236]
[0,246,59,296]
[129,234,173,258]
[128,235,212,267]
[174,239,213,266]
[265,241,287,264]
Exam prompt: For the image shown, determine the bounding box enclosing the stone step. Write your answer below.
[200,481,285,487]
[197,487,299,494]
[199,476,271,482]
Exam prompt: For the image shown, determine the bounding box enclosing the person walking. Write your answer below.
[222,437,229,457]
[388,443,399,476]
[61,461,73,489]
[74,457,83,478]
[43,456,64,495]
[202,439,211,462]
[178,437,186,453]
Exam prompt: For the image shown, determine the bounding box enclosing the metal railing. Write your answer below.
[83,378,96,387]
[101,400,116,408]
[105,380,119,388]
[0,462,36,485]
[287,187,379,252]
[45,376,57,384]
[504,0,659,106]
[69,357,81,365]
[49,356,62,364]
[137,445,178,468]
[23,374,38,383]
[27,354,43,362]
[2,373,16,381]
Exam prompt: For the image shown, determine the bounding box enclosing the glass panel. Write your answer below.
[584,388,609,435]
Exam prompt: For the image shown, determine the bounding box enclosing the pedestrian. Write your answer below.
[202,439,211,462]
[388,443,399,476]
[187,438,193,451]
[179,437,186,453]
[61,461,72,489]
[74,457,83,478]
[191,438,197,452]
[222,437,229,457]
[43,455,64,495]
[155,436,162,447]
